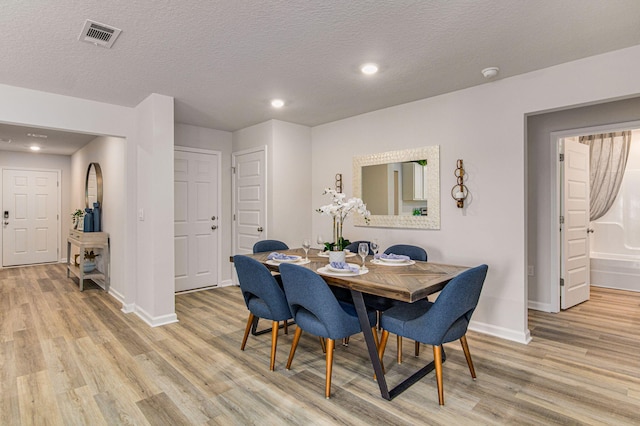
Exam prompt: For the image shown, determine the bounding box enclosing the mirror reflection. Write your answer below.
[85,162,103,209]
[353,146,440,229]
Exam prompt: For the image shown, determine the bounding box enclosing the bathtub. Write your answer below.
[590,223,640,292]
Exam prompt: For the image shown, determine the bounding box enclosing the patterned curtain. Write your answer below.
[579,131,632,221]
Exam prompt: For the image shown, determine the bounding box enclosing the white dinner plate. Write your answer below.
[270,255,301,263]
[317,266,368,277]
[266,259,309,266]
[326,263,360,273]
[371,259,415,266]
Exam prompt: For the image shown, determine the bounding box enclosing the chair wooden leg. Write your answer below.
[325,338,335,399]
[397,336,403,364]
[378,330,389,367]
[415,340,420,357]
[433,345,444,405]
[241,313,255,350]
[460,335,476,379]
[286,327,303,370]
[269,321,278,371]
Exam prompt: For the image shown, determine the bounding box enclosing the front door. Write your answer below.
[174,148,220,292]
[232,147,266,255]
[2,168,59,266]
[561,139,590,309]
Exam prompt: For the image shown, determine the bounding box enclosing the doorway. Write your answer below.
[174,147,221,292]
[548,120,640,312]
[2,168,60,266]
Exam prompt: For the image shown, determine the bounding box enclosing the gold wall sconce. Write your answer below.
[451,159,468,208]
[335,173,343,193]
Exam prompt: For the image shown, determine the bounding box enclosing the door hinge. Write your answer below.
[560,278,564,287]
[232,166,236,174]
[559,153,564,162]
[560,216,564,224]
[233,214,236,221]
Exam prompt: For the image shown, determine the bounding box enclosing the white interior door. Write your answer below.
[561,139,590,309]
[232,147,266,255]
[174,149,220,292]
[2,169,59,266]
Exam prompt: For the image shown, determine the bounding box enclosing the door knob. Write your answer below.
[257,227,263,232]
[211,225,218,230]
[3,221,8,225]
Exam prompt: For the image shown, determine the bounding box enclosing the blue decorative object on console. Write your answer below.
[83,208,94,232]
[93,202,101,232]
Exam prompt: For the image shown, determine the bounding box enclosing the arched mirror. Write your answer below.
[85,162,103,209]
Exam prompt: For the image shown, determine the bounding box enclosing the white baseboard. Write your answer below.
[528,300,553,312]
[134,305,178,327]
[469,320,532,344]
[217,279,234,287]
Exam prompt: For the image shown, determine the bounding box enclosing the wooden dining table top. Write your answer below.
[239,248,469,303]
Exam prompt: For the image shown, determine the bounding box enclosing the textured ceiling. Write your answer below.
[1,0,640,141]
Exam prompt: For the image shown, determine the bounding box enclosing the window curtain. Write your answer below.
[579,131,632,221]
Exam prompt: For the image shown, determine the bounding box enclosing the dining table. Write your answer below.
[237,247,469,400]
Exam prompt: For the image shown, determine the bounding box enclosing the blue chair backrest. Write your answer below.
[233,255,290,319]
[253,239,289,253]
[279,263,364,340]
[384,244,428,261]
[404,264,488,344]
[345,240,374,255]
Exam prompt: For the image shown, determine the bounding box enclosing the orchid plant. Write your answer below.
[316,188,370,251]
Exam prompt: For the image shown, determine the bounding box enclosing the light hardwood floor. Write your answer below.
[1,264,639,425]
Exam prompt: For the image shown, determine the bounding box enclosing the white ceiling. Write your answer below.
[1,0,640,154]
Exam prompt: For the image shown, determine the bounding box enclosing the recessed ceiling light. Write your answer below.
[360,63,379,75]
[481,67,499,78]
[271,99,285,108]
[30,146,41,151]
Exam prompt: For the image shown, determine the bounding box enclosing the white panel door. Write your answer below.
[232,148,266,255]
[561,140,590,309]
[2,169,59,266]
[174,149,219,292]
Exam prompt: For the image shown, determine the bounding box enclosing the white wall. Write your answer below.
[527,98,640,310]
[311,45,640,343]
[71,136,127,299]
[175,123,234,283]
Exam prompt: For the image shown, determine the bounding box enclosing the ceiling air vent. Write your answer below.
[79,20,122,48]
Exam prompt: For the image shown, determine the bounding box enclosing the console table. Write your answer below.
[66,229,110,291]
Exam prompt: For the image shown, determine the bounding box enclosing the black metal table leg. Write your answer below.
[351,290,391,400]
[251,317,295,336]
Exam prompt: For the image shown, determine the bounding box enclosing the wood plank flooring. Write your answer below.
[1,263,639,425]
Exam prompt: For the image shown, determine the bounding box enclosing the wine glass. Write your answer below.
[316,234,325,252]
[358,242,369,270]
[302,239,311,261]
[370,239,379,257]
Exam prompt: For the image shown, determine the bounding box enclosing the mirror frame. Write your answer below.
[353,146,440,229]
[85,162,103,209]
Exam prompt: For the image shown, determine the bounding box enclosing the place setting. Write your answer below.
[265,240,312,266]
[317,242,370,276]
[370,252,416,266]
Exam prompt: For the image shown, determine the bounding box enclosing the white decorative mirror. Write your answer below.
[353,146,440,229]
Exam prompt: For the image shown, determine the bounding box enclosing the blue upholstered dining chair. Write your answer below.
[377,264,488,405]
[382,244,428,362]
[278,263,378,399]
[384,244,427,262]
[253,239,289,253]
[233,255,293,371]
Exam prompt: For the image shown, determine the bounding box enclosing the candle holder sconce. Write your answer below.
[451,159,468,208]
